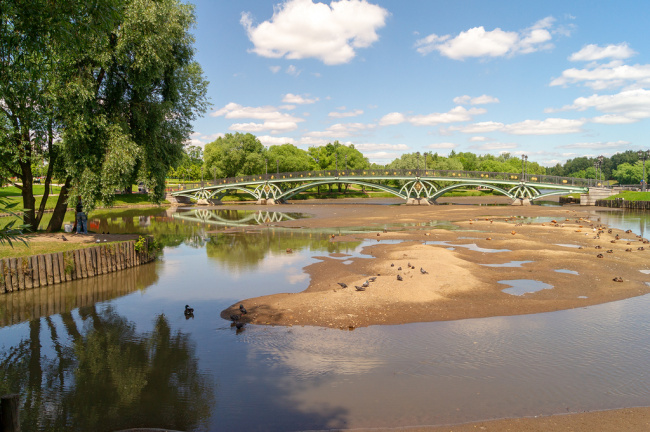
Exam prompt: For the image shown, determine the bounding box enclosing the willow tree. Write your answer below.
[1,0,209,232]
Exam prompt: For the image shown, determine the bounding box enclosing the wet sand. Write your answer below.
[219,197,650,431]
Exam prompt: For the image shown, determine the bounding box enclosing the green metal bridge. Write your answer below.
[168,168,597,205]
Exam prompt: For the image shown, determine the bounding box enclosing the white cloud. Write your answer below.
[563,140,630,149]
[469,136,488,142]
[569,43,636,62]
[550,60,650,90]
[381,106,485,127]
[453,121,504,133]
[286,65,301,76]
[454,118,584,135]
[212,102,304,134]
[569,88,650,122]
[354,143,409,151]
[503,118,584,135]
[365,151,402,161]
[379,112,407,126]
[282,93,318,104]
[306,122,375,138]
[269,65,281,73]
[258,135,296,146]
[241,0,389,65]
[415,17,555,60]
[329,108,363,118]
[453,94,500,105]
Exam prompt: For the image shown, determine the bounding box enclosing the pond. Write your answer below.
[2,206,650,431]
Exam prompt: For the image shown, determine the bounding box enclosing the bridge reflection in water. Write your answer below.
[172,208,303,228]
[0,263,159,328]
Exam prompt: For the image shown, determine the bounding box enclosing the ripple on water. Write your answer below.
[499,279,554,296]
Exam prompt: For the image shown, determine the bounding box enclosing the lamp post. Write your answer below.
[276,159,279,174]
[521,155,527,181]
[593,161,599,186]
[201,166,204,187]
[638,150,649,191]
[265,158,268,177]
[345,155,348,171]
[598,155,604,184]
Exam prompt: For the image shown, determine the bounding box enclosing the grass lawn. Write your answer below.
[604,191,650,201]
[1,191,169,212]
[0,239,125,260]
[0,185,63,197]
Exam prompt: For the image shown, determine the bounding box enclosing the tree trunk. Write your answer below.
[20,159,37,231]
[46,176,72,233]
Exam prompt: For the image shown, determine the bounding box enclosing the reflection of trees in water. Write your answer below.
[0,307,214,432]
[206,229,363,269]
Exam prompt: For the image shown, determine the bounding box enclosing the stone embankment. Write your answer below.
[0,238,155,294]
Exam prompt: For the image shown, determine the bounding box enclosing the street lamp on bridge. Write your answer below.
[638,150,649,191]
[598,155,604,184]
[521,155,528,181]
[265,158,268,176]
[276,159,279,174]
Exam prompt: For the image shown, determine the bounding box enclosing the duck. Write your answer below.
[595,245,602,249]
[613,277,624,282]
[184,305,194,317]
[239,304,247,314]
[596,254,604,258]
[230,314,241,322]
[355,286,366,291]
[398,266,402,271]
[638,247,645,251]
[397,275,403,281]
[420,267,428,274]
[606,250,613,253]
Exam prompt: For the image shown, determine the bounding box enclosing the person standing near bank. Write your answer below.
[76,197,88,234]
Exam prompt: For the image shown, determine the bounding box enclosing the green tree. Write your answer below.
[307,141,369,170]
[266,143,311,173]
[612,162,644,185]
[204,133,266,178]
[1,0,209,232]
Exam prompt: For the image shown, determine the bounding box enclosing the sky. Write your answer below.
[187,0,650,167]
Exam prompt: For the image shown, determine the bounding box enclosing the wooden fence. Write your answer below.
[595,199,650,210]
[0,238,155,294]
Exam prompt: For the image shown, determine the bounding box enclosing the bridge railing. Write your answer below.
[167,169,604,192]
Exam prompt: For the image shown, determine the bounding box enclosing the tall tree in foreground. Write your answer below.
[0,0,209,232]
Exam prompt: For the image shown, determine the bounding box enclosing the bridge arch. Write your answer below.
[279,180,406,200]
[430,183,514,201]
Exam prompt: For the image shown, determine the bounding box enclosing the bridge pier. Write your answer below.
[166,194,192,205]
[256,198,277,205]
[404,198,431,206]
[197,199,222,205]
[511,198,531,206]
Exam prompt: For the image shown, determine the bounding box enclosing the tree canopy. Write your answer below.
[1,0,209,231]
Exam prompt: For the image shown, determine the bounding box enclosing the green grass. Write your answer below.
[1,191,169,212]
[604,191,650,201]
[0,238,133,259]
[0,185,63,197]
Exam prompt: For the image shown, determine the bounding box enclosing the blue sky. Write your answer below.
[187,0,650,167]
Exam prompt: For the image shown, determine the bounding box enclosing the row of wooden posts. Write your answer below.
[0,238,155,294]
[595,199,650,209]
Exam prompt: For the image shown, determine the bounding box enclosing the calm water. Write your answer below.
[2,206,650,431]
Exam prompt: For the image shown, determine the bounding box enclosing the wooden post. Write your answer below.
[9,258,18,292]
[30,257,39,288]
[44,254,54,285]
[37,255,47,287]
[22,258,32,290]
[51,254,61,284]
[0,393,20,432]
[0,260,6,293]
[85,249,94,277]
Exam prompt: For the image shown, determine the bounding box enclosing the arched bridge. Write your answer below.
[168,168,596,205]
